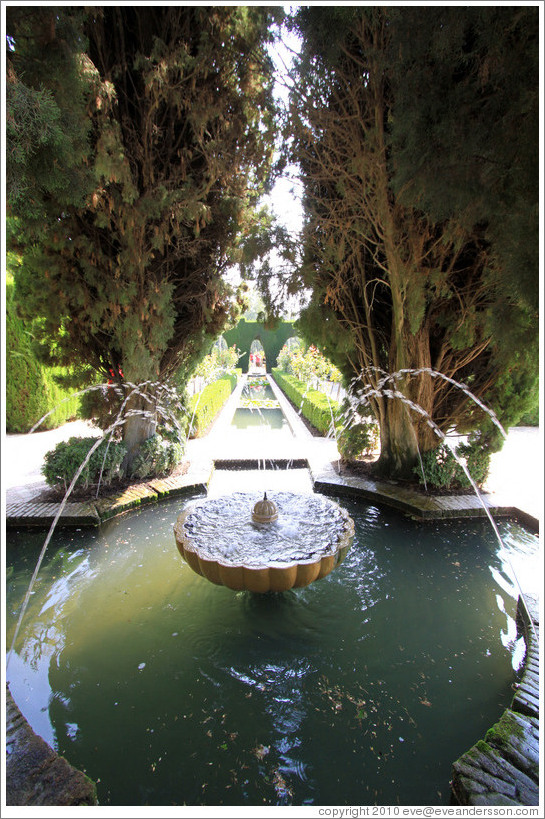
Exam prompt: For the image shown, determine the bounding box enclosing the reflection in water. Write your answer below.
[5,495,539,806]
[241,379,278,402]
[231,407,290,432]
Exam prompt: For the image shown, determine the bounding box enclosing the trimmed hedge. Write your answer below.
[223,319,297,372]
[272,368,340,435]
[188,372,238,437]
[6,278,80,432]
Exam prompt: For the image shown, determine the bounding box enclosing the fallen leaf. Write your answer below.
[253,744,270,760]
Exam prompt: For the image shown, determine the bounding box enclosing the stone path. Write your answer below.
[4,375,541,531]
[4,375,540,806]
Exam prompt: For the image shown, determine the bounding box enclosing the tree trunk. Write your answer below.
[369,324,437,479]
[372,395,421,479]
[121,392,157,474]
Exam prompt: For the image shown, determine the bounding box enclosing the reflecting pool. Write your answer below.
[231,407,289,432]
[242,377,278,403]
[5,494,537,806]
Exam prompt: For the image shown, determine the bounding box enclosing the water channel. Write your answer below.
[5,377,539,806]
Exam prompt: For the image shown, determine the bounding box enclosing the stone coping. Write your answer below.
[450,594,540,806]
[6,457,539,533]
[311,470,540,532]
[5,685,98,806]
[6,469,211,529]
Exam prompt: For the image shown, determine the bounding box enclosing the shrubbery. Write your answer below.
[42,436,127,490]
[413,439,491,491]
[130,433,184,480]
[337,417,379,460]
[6,276,80,432]
[277,342,342,385]
[192,343,240,381]
[188,372,238,437]
[272,368,340,435]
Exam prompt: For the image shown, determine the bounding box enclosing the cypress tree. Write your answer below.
[287,6,538,478]
[7,6,279,467]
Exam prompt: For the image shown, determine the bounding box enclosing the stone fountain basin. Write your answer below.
[174,492,354,593]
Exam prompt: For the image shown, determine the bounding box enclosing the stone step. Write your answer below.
[6,502,100,528]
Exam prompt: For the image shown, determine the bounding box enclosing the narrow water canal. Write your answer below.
[230,375,291,434]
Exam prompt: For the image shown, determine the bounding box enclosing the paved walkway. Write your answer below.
[4,379,542,528]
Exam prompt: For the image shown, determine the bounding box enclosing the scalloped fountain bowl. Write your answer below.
[173,491,354,593]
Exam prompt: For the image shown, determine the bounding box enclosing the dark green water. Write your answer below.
[5,494,537,807]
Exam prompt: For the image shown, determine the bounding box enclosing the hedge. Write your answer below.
[6,278,81,433]
[222,318,297,373]
[188,372,238,437]
[272,368,341,435]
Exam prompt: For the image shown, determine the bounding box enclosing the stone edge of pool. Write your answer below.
[450,593,540,807]
[5,460,540,533]
[5,458,540,806]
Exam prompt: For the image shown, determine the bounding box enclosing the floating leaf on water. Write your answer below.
[272,769,293,799]
[253,744,270,760]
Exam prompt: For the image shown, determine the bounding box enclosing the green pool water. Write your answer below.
[242,378,277,402]
[231,407,289,431]
[5,493,537,806]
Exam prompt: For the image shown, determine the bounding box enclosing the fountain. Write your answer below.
[5,371,539,806]
[174,491,354,592]
[6,496,537,806]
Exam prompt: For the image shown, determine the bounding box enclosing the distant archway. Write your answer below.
[223,319,296,372]
[283,336,304,352]
[249,339,266,373]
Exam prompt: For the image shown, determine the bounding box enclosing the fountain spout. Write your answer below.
[252,492,279,523]
[174,492,354,592]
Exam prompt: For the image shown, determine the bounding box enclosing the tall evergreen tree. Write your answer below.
[287,6,538,478]
[7,6,279,466]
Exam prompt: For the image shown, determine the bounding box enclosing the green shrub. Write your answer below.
[518,403,539,426]
[337,418,379,460]
[129,433,184,479]
[414,445,458,489]
[188,372,238,437]
[42,436,127,490]
[413,439,491,491]
[6,278,80,432]
[272,368,341,435]
[456,441,491,488]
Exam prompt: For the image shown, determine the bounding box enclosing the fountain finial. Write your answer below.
[252,492,278,523]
